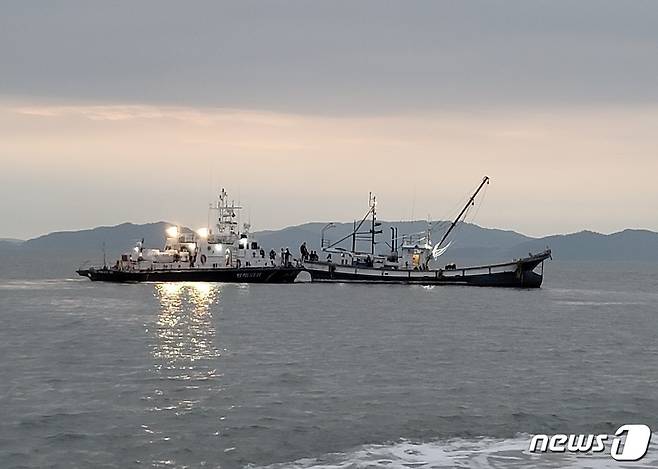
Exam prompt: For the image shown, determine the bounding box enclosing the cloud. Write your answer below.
[10,104,298,127]
[1,1,657,114]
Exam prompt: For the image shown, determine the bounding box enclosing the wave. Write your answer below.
[0,278,87,290]
[249,434,658,469]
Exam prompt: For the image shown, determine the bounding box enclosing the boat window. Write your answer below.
[251,242,258,249]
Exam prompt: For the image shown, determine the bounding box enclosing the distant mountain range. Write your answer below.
[255,222,658,262]
[0,238,23,248]
[23,222,172,252]
[1,221,657,278]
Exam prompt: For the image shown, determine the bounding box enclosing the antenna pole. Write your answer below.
[370,193,375,255]
[326,203,375,251]
[437,176,490,249]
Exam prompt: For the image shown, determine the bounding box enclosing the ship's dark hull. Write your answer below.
[77,266,303,283]
[78,251,551,288]
[306,267,543,288]
[303,250,550,288]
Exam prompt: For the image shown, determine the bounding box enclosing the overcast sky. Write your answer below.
[1,1,657,239]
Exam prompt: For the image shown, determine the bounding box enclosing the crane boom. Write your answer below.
[436,176,490,249]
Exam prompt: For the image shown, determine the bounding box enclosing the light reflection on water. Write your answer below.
[147,283,223,418]
[153,282,221,364]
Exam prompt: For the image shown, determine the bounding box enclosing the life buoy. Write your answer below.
[200,254,207,265]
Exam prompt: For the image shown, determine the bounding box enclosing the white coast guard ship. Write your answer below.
[77,189,301,283]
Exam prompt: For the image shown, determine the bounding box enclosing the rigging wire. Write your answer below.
[433,176,490,250]
[469,179,489,225]
[430,178,486,242]
[448,177,490,245]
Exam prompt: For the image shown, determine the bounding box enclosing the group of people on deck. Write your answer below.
[260,242,326,267]
[272,247,292,266]
[299,242,321,262]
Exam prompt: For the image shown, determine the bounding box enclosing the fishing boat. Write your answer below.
[302,176,551,288]
[77,189,302,283]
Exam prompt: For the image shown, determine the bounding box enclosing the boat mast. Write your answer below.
[369,193,380,255]
[436,176,490,249]
[325,195,377,253]
[213,188,242,236]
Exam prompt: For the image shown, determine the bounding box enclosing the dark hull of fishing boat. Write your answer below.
[76,266,303,283]
[303,250,551,288]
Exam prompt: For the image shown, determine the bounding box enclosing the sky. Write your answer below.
[1,1,657,239]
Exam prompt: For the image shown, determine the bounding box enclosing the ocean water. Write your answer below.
[1,261,657,468]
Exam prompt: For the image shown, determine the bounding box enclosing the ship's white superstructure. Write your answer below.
[115,189,278,272]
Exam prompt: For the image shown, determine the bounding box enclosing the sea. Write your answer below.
[1,261,657,468]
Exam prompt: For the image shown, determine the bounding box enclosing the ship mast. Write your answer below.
[208,188,243,240]
[368,192,381,254]
[325,194,379,253]
[436,176,490,249]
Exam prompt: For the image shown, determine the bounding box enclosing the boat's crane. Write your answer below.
[434,176,490,252]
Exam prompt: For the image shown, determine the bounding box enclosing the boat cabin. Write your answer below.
[114,189,275,272]
[399,243,433,270]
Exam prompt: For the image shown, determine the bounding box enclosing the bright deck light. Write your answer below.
[166,226,179,238]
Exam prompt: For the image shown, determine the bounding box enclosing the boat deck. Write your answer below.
[301,250,551,288]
